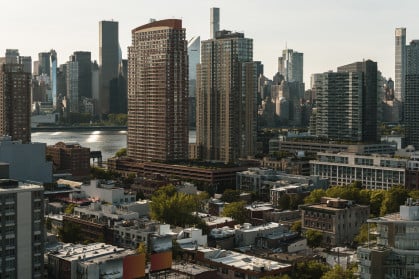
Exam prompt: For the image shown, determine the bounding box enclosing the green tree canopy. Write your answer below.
[222,201,248,224]
[295,260,330,279]
[220,189,241,203]
[304,229,323,248]
[150,185,198,227]
[290,220,302,234]
[115,147,127,157]
[354,223,377,244]
[380,186,409,216]
[321,265,357,279]
[304,189,326,204]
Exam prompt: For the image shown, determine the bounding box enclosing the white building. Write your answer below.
[310,152,407,190]
[358,198,419,279]
[73,202,139,221]
[0,179,44,279]
[235,222,285,247]
[81,180,136,204]
[47,243,135,279]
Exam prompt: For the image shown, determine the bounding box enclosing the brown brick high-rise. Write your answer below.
[127,19,188,162]
[0,64,31,143]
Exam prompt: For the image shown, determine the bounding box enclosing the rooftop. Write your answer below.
[48,243,135,264]
[199,247,291,271]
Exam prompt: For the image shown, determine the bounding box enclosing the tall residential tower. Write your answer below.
[405,40,419,149]
[196,30,258,163]
[99,20,119,115]
[127,19,188,162]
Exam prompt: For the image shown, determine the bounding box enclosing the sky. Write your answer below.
[2,0,419,85]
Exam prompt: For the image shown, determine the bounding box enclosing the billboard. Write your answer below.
[123,254,146,279]
[149,234,172,254]
[150,251,172,272]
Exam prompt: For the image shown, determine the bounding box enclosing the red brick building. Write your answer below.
[46,142,90,177]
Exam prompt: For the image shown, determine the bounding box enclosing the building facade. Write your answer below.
[405,40,419,149]
[46,142,90,177]
[278,48,303,83]
[395,27,407,105]
[99,20,119,115]
[358,199,419,279]
[310,152,407,189]
[0,64,31,143]
[127,19,188,162]
[301,197,369,246]
[337,60,378,142]
[0,179,44,278]
[196,30,258,163]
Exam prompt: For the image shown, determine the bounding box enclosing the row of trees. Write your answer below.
[304,183,413,217]
[150,185,209,232]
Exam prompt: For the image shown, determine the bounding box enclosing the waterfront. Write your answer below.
[32,130,196,161]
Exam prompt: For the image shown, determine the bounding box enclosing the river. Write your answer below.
[32,130,197,161]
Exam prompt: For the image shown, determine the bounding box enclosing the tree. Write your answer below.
[369,190,386,216]
[150,185,198,227]
[304,229,323,247]
[220,189,241,203]
[58,222,82,243]
[290,220,302,234]
[64,203,76,214]
[321,265,357,279]
[304,189,326,204]
[354,223,376,244]
[277,194,291,210]
[380,186,409,216]
[295,260,330,279]
[222,201,248,224]
[115,147,127,157]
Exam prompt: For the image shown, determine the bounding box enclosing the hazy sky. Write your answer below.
[2,0,419,85]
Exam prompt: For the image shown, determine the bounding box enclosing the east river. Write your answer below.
[32,130,197,161]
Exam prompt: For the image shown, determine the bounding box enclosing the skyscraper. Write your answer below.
[50,50,57,107]
[196,30,258,163]
[38,52,51,75]
[73,51,92,99]
[66,56,79,112]
[210,8,220,39]
[5,49,19,64]
[99,20,119,115]
[278,48,304,83]
[0,64,31,143]
[337,60,378,142]
[188,36,200,128]
[405,40,419,149]
[312,71,363,142]
[395,28,406,104]
[127,19,188,162]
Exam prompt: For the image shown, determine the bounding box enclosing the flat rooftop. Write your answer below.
[199,247,291,271]
[49,243,135,264]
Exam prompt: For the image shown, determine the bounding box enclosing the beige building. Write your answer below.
[196,30,258,163]
[127,19,188,162]
[301,197,369,246]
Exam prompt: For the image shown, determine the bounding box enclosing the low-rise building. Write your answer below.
[235,222,286,247]
[47,243,136,279]
[81,180,136,204]
[195,247,292,278]
[236,167,328,200]
[358,198,419,279]
[310,152,407,189]
[300,197,369,246]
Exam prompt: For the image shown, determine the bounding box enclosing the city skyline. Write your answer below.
[2,0,419,85]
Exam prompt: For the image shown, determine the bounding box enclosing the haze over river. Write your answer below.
[32,130,196,161]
